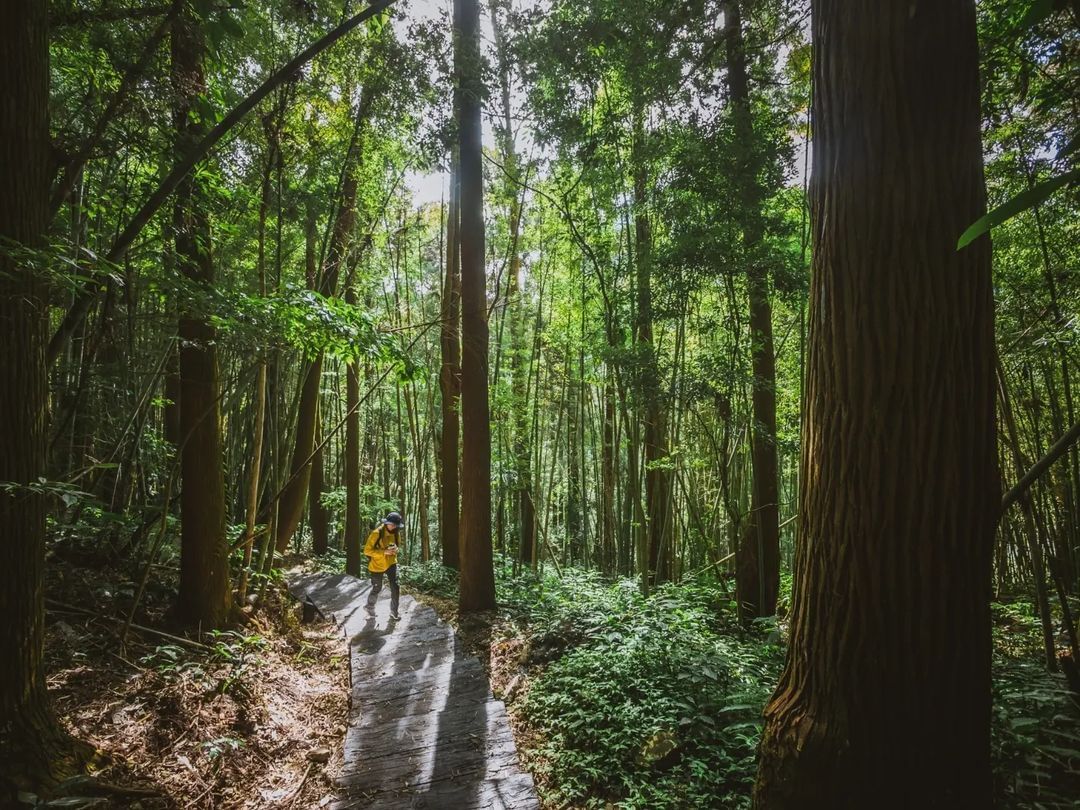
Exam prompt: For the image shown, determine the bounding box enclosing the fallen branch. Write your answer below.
[284,762,314,807]
[45,598,210,651]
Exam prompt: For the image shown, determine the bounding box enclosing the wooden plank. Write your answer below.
[350,660,492,724]
[336,739,522,792]
[329,772,540,810]
[285,572,539,810]
[345,698,510,758]
[350,629,460,677]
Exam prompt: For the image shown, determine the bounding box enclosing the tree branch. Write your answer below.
[47,0,399,364]
[1001,420,1080,516]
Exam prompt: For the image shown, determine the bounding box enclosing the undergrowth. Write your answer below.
[404,560,1080,809]
[407,559,782,808]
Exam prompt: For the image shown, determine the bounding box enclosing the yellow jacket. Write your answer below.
[363,525,400,573]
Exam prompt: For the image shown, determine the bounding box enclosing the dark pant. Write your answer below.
[366,564,399,615]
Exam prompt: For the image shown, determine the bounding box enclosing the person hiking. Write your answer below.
[364,511,403,620]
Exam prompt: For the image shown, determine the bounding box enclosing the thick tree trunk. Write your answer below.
[455,0,495,611]
[439,160,462,569]
[724,0,780,623]
[0,0,88,792]
[753,3,997,806]
[172,3,232,629]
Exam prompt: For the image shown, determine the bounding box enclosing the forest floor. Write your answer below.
[39,550,1080,810]
[42,551,350,809]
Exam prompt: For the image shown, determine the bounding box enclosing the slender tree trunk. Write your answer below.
[754,3,997,806]
[275,169,356,551]
[309,408,329,554]
[455,0,495,611]
[307,199,330,556]
[172,3,231,629]
[489,0,536,571]
[0,0,89,790]
[631,110,672,587]
[439,160,462,568]
[998,359,1057,671]
[345,286,362,577]
[724,0,780,623]
[238,125,276,602]
[602,375,617,575]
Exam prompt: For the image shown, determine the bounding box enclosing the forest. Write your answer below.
[2,0,1079,807]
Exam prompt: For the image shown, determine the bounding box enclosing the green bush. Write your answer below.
[514,573,781,809]
[993,656,1080,809]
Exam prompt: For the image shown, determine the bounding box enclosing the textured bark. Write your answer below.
[753,3,997,806]
[455,0,495,611]
[0,0,88,792]
[724,0,779,623]
[439,160,462,569]
[172,2,232,630]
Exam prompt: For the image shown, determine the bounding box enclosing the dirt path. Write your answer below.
[287,572,539,810]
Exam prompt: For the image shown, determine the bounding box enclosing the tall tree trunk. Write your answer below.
[172,3,231,629]
[306,201,330,556]
[275,170,356,551]
[238,123,276,602]
[602,376,617,574]
[754,3,997,806]
[455,0,495,611]
[344,287,362,576]
[489,0,536,571]
[439,159,462,568]
[0,0,88,790]
[724,0,780,623]
[632,110,672,586]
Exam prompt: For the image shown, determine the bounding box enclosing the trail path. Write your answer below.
[287,572,540,810]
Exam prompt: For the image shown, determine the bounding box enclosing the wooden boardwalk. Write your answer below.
[287,572,540,810]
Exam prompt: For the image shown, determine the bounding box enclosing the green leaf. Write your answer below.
[1020,0,1053,28]
[220,11,245,39]
[957,168,1080,249]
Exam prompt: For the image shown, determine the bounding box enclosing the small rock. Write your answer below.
[307,747,331,764]
[503,673,523,703]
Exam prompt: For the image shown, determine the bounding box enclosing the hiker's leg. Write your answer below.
[387,565,399,615]
[366,572,383,609]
